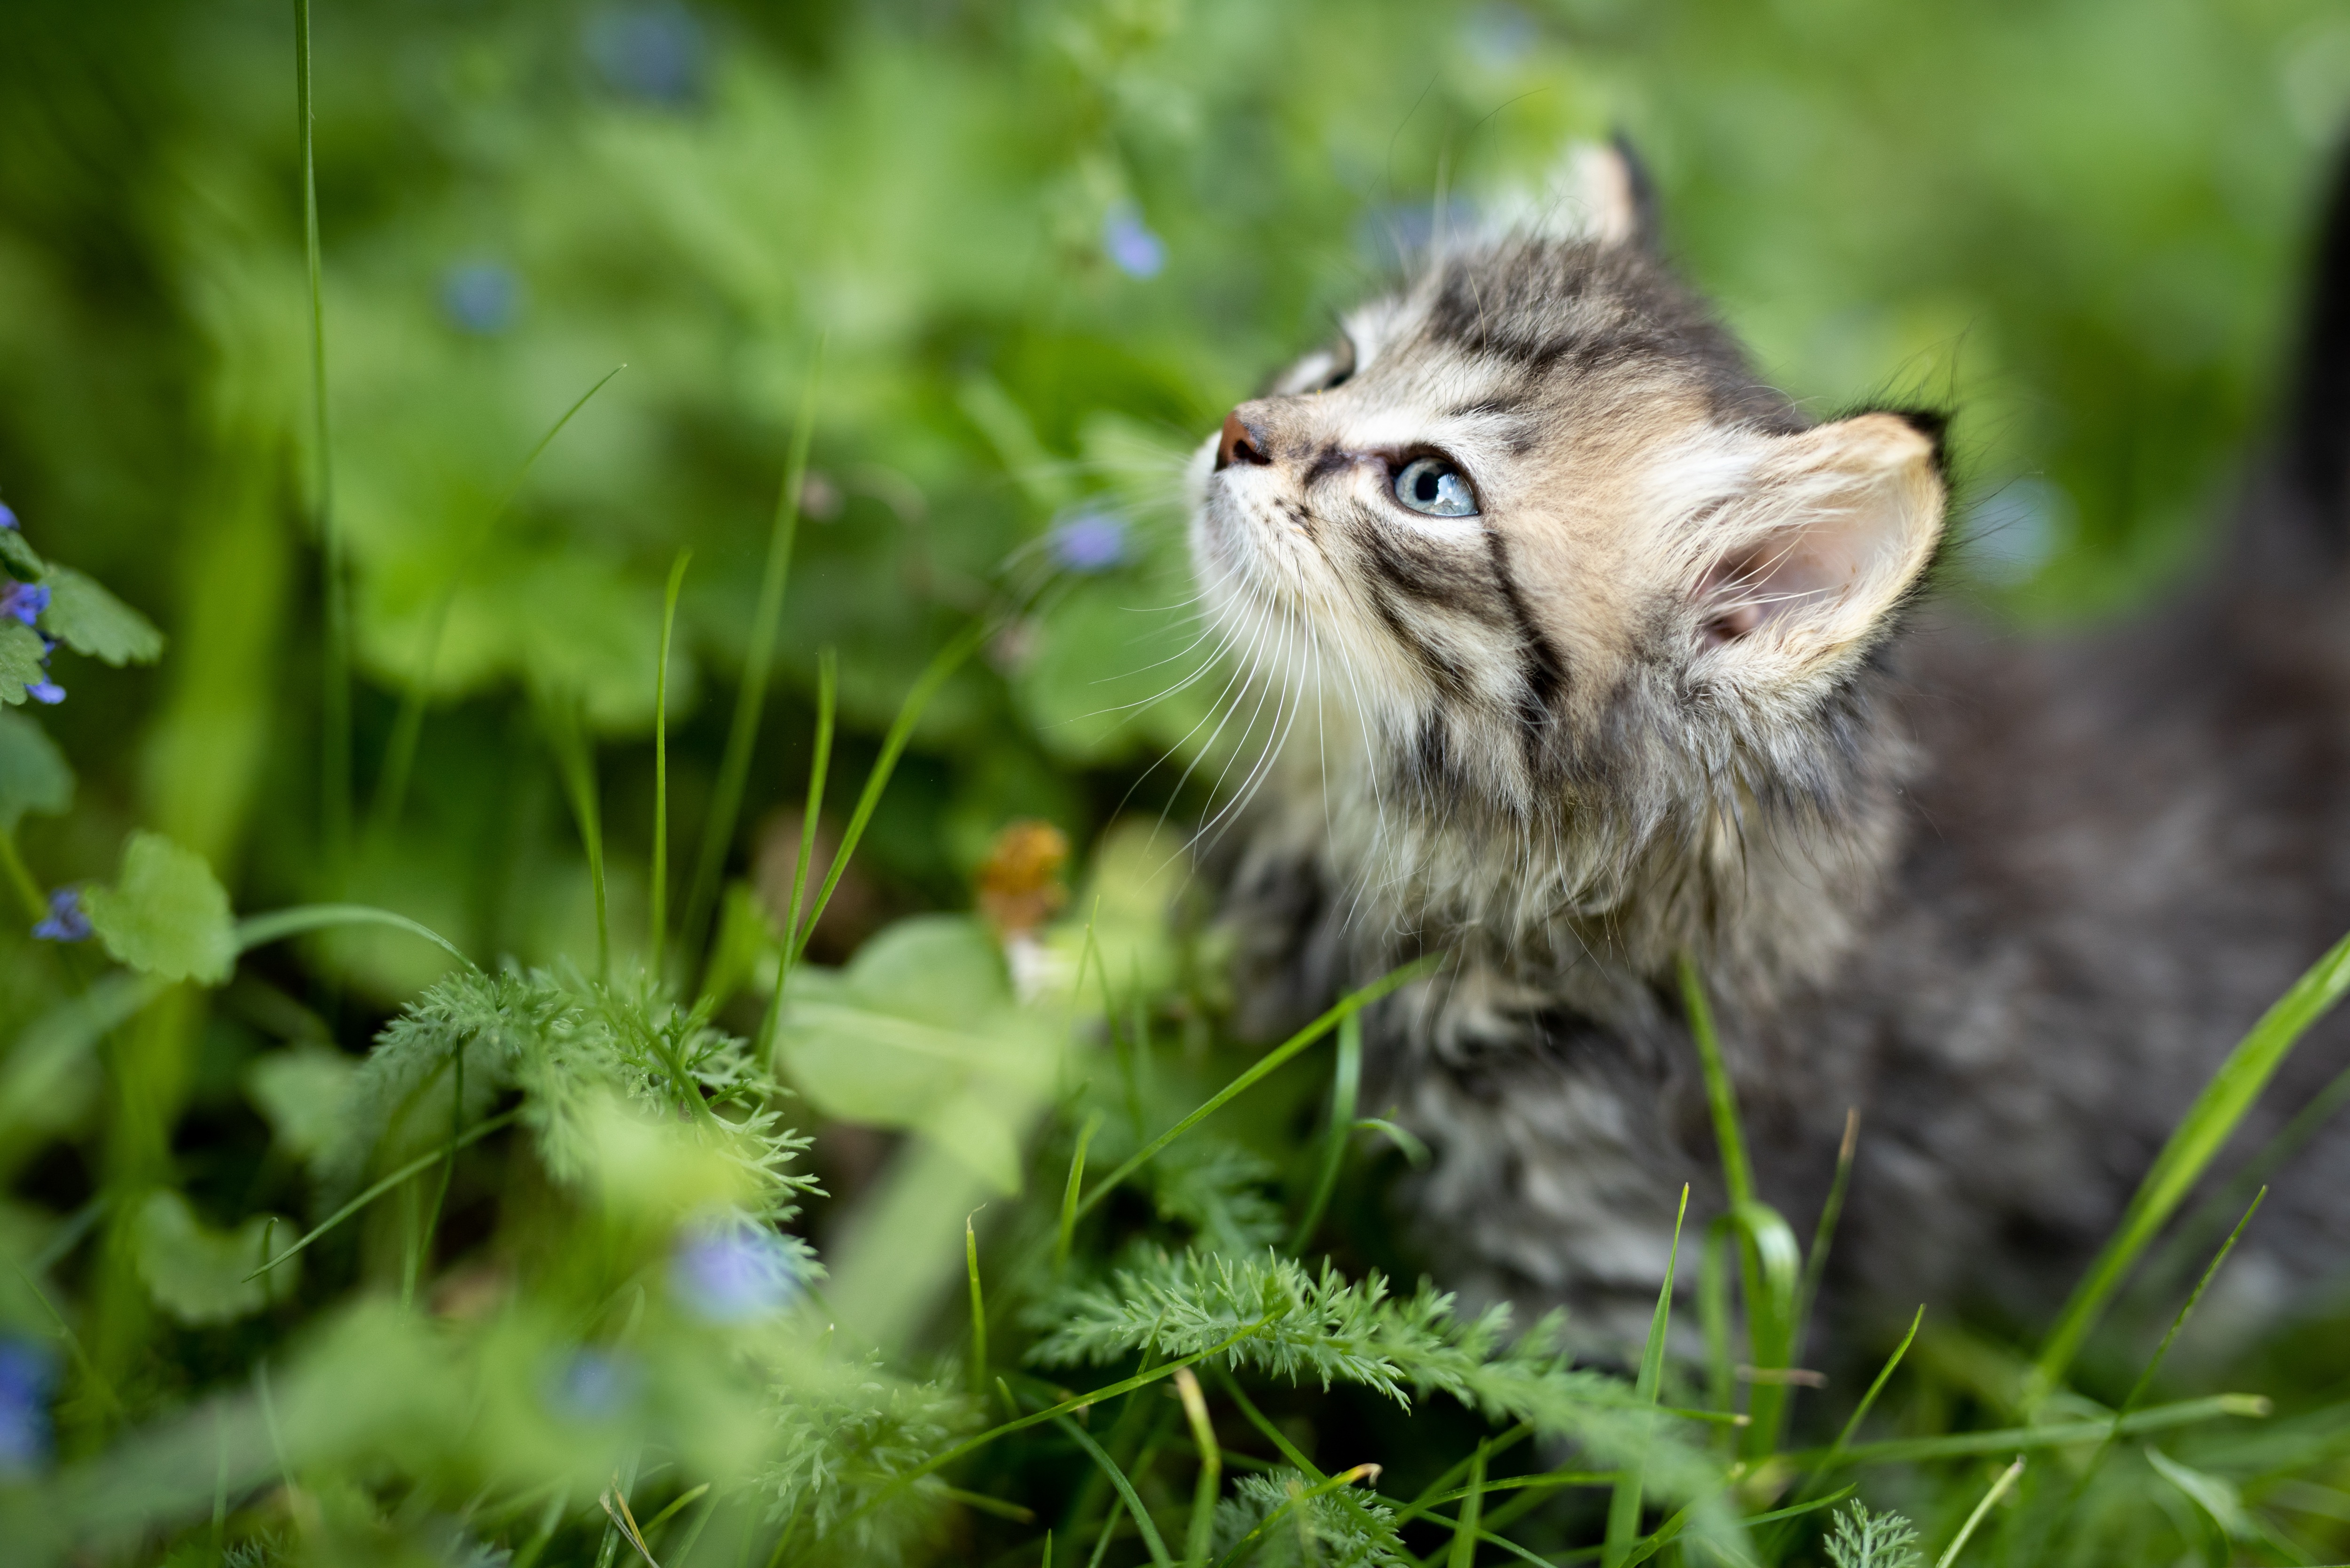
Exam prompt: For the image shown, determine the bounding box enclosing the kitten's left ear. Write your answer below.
[1520,135,1659,250]
[1691,413,1947,680]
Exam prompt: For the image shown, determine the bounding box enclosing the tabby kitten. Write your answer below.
[1190,142,2350,1346]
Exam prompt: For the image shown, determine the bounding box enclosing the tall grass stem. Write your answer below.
[369,366,627,843]
[292,0,349,887]
[682,345,824,980]
[1606,1184,1688,1567]
[1287,1010,1362,1254]
[650,548,691,979]
[1077,954,1441,1219]
[2030,925,2350,1404]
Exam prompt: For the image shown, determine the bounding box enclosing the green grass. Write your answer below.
[7,1,2350,1564]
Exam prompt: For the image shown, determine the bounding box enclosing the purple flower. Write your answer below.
[440,262,522,336]
[669,1216,804,1323]
[32,887,88,943]
[25,681,62,706]
[544,1346,640,1422]
[0,1338,53,1474]
[0,502,17,530]
[1102,205,1166,280]
[1050,510,1129,574]
[0,580,47,626]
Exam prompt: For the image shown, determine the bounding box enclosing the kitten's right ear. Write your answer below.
[1689,413,1946,684]
[1512,136,1660,251]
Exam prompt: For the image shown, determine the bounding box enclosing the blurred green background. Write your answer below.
[9,2,2350,1559]
[7,0,2349,995]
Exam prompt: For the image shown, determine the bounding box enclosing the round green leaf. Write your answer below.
[83,830,236,985]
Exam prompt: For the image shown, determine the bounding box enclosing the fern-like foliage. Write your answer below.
[322,965,814,1219]
[1209,1469,1407,1567]
[1146,1136,1288,1256]
[756,1345,975,1568]
[1824,1502,1925,1568]
[1026,1250,1723,1508]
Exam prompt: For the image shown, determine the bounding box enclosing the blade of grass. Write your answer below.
[1054,1112,1103,1272]
[2030,925,2350,1404]
[1058,1415,1176,1568]
[1078,954,1442,1220]
[784,619,989,970]
[1805,1305,1923,1491]
[1796,1108,1860,1346]
[0,828,47,923]
[779,647,837,973]
[541,690,610,983]
[246,1109,520,1279]
[967,1213,989,1401]
[877,1316,1280,1506]
[402,1040,462,1311]
[371,366,628,842]
[234,904,473,967]
[681,346,823,976]
[650,548,691,980]
[1935,1457,2023,1567]
[1449,1439,1488,1568]
[752,648,837,1056]
[2083,1189,2266,1493]
[2142,1064,2350,1302]
[1800,1394,2267,1468]
[1606,1184,1689,1568]
[1174,1368,1220,1568]
[1699,1226,1732,1419]
[1679,953,1797,1458]
[292,0,347,885]
[1287,1011,1363,1255]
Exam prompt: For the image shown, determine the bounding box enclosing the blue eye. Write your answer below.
[1392,456,1479,518]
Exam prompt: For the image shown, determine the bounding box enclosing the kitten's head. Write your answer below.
[1189,143,1947,970]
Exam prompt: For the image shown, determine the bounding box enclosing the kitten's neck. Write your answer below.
[1253,682,1916,1012]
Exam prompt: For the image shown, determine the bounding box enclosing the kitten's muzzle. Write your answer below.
[1215,410,1271,471]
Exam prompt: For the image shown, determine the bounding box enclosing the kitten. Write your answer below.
[1188,140,2350,1349]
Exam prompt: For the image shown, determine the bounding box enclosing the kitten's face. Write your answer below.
[1188,155,1945,819]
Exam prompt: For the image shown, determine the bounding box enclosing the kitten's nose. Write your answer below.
[1215,410,1270,471]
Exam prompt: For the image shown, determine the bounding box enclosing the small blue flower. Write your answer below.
[585,4,707,105]
[0,502,17,530]
[543,1345,640,1423]
[26,680,63,707]
[32,886,88,943]
[439,262,522,336]
[0,1337,54,1474]
[669,1216,804,1323]
[1102,204,1166,280]
[1050,510,1129,574]
[0,580,49,626]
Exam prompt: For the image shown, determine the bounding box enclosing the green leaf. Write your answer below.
[777,914,1053,1191]
[245,1047,359,1162]
[0,709,72,832]
[40,567,163,665]
[2145,1449,2254,1542]
[0,623,45,707]
[133,1189,298,1325]
[0,528,41,579]
[83,831,237,985]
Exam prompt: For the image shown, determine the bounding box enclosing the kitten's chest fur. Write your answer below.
[1217,592,2350,1344]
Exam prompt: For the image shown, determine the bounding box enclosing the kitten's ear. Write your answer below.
[1511,136,1659,250]
[1692,413,1946,679]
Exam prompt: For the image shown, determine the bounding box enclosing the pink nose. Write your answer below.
[1215,410,1269,471]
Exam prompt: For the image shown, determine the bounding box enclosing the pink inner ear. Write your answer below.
[1695,533,1843,647]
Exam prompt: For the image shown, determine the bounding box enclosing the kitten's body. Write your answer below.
[1196,146,2350,1348]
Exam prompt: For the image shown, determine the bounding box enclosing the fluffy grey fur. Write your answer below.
[1190,143,2350,1352]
